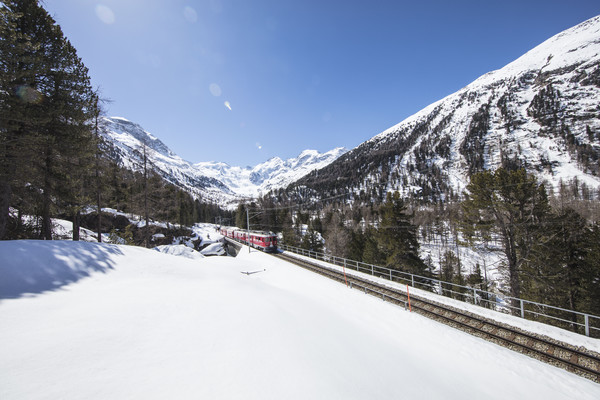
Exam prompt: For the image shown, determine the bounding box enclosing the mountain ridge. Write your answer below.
[98,116,346,205]
[289,15,600,204]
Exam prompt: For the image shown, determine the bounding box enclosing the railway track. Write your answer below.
[273,251,600,383]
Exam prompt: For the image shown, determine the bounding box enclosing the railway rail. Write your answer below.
[273,251,600,383]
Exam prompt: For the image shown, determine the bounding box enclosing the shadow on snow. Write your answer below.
[0,240,123,300]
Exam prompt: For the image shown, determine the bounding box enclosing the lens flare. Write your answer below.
[95,4,116,25]
[224,101,232,110]
[16,85,43,104]
[183,6,198,23]
[209,83,222,97]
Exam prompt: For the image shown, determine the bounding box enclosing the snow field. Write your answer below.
[1,240,599,399]
[285,249,600,353]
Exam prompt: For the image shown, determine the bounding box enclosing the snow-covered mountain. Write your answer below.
[194,148,347,198]
[292,15,600,202]
[98,117,346,205]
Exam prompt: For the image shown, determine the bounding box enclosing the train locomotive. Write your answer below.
[219,226,278,253]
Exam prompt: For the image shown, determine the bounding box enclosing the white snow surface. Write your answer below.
[1,240,599,399]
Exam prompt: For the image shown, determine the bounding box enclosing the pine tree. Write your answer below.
[581,224,600,317]
[280,209,299,247]
[0,0,94,240]
[362,226,385,265]
[461,168,550,313]
[377,191,427,275]
[301,222,323,253]
[347,228,366,262]
[0,1,44,238]
[524,208,595,330]
[235,203,247,229]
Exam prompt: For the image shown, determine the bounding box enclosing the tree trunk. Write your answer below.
[41,188,52,240]
[72,209,80,241]
[97,190,102,243]
[143,144,150,248]
[40,146,54,240]
[0,179,11,240]
[501,223,521,314]
[94,107,102,243]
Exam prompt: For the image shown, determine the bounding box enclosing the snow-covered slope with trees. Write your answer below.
[99,117,345,205]
[292,15,600,202]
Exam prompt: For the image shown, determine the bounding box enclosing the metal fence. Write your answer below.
[279,244,600,338]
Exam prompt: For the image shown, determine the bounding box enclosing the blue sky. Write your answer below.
[44,0,600,166]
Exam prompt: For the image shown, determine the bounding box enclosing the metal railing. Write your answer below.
[279,244,600,338]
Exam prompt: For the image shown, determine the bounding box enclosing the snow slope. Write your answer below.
[1,240,599,399]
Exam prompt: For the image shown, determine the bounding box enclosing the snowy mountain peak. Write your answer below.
[470,15,600,88]
[98,117,346,206]
[296,15,600,202]
[101,117,177,159]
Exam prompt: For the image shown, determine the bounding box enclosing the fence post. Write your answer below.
[520,299,525,319]
[389,269,392,281]
[585,314,590,337]
[411,274,414,287]
[473,288,477,305]
[371,264,374,275]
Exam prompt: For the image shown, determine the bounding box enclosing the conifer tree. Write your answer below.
[362,226,385,265]
[301,222,323,253]
[235,203,247,229]
[524,208,596,328]
[581,224,600,317]
[461,168,550,312]
[0,0,94,239]
[347,228,366,262]
[377,191,426,275]
[280,209,299,247]
[0,1,43,238]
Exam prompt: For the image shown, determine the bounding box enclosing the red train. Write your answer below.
[219,226,278,253]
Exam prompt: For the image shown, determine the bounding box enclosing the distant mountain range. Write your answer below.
[100,15,600,209]
[98,116,346,206]
[291,15,600,203]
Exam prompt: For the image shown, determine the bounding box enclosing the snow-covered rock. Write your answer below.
[154,244,205,260]
[199,242,226,256]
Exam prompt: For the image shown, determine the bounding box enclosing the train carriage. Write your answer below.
[219,226,278,253]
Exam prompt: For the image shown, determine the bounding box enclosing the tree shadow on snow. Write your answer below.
[0,240,123,300]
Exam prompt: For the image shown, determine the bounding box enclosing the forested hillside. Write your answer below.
[0,0,229,243]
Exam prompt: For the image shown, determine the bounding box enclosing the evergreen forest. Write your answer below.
[0,0,231,245]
